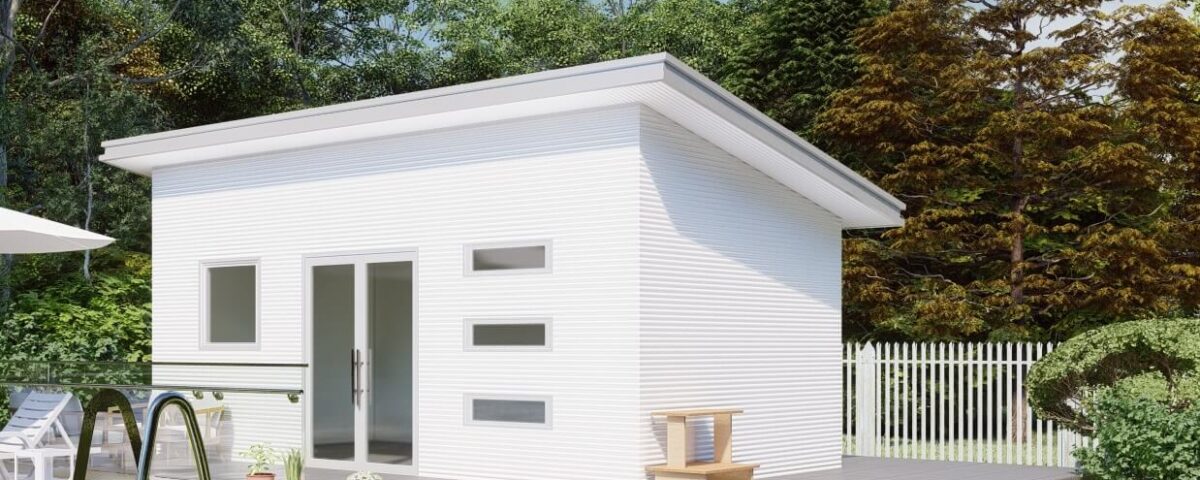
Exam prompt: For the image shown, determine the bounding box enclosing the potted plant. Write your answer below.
[345,472,381,480]
[283,449,304,480]
[240,443,279,480]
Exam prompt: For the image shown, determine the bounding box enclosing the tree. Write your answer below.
[819,0,1200,340]
[0,0,240,361]
[723,0,883,137]
[435,0,746,85]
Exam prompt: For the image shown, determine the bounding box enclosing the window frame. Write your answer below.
[199,258,262,351]
[463,317,553,352]
[463,240,553,276]
[463,394,553,429]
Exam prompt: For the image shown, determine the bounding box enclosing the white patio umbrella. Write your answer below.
[0,207,114,253]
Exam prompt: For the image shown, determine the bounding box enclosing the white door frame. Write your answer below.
[303,250,418,475]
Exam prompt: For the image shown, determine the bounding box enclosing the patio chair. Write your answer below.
[0,392,80,480]
[149,392,226,463]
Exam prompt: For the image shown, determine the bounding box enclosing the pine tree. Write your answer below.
[819,0,1200,340]
[723,0,883,138]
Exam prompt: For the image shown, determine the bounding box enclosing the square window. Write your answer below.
[203,262,258,347]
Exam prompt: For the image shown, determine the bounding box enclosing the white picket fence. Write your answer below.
[843,342,1089,467]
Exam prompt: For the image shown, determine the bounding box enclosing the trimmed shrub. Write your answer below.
[1075,389,1200,480]
[1028,318,1200,434]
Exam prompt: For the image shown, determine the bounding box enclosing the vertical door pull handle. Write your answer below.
[350,348,358,404]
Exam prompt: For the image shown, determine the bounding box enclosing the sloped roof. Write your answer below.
[100,53,904,228]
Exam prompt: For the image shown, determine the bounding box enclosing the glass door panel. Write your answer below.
[367,261,414,465]
[308,253,416,473]
[311,264,356,461]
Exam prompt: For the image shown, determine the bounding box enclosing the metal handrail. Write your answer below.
[71,389,213,480]
[0,361,306,398]
[8,382,302,397]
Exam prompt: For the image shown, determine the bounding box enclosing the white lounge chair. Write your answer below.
[0,392,80,480]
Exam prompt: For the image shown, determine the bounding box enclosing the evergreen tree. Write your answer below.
[723,0,883,138]
[819,0,1200,340]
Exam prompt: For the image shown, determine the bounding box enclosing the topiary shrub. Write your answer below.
[1027,318,1200,434]
[1074,389,1200,480]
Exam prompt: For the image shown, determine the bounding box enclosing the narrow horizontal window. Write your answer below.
[466,396,551,427]
[465,242,551,274]
[202,261,259,348]
[465,318,551,350]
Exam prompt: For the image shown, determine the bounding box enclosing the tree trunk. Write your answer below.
[81,83,94,282]
[1010,194,1027,306]
[1009,17,1028,310]
[0,0,18,306]
[82,159,93,282]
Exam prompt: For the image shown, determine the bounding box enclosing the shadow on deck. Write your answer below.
[777,456,1079,480]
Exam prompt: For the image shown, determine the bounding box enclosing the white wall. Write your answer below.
[636,108,845,477]
[150,106,643,480]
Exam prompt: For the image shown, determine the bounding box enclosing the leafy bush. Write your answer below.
[1028,318,1200,434]
[1075,390,1200,480]
[0,253,151,363]
[0,254,151,425]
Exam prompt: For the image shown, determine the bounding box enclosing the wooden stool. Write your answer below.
[646,408,758,480]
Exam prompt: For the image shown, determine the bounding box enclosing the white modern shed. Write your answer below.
[100,53,904,480]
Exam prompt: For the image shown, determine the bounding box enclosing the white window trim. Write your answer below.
[463,240,553,276]
[464,317,553,352]
[199,258,261,351]
[463,394,553,429]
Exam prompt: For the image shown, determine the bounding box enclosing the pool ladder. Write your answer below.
[72,389,212,480]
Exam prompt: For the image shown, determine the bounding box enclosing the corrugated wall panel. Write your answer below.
[152,106,643,480]
[637,107,844,478]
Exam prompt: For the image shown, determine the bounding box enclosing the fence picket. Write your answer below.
[922,342,930,459]
[968,342,976,463]
[1036,342,1045,466]
[904,342,912,459]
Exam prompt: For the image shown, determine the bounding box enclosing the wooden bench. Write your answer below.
[646,408,758,480]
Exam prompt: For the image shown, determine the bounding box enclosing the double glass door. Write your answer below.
[307,253,415,473]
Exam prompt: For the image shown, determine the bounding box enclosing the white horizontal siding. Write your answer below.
[636,108,844,478]
[152,106,643,480]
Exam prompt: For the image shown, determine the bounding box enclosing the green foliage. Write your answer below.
[0,253,151,362]
[435,0,747,84]
[1027,318,1200,435]
[724,0,884,137]
[1075,390,1200,480]
[240,443,279,475]
[283,449,303,480]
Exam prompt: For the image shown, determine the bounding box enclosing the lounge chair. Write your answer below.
[0,392,80,480]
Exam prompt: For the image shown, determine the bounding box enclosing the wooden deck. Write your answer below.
[84,456,1078,480]
[777,457,1078,480]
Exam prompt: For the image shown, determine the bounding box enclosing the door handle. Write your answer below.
[350,348,359,404]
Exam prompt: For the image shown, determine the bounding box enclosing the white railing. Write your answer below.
[843,342,1088,467]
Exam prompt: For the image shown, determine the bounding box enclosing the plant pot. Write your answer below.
[248,473,276,480]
